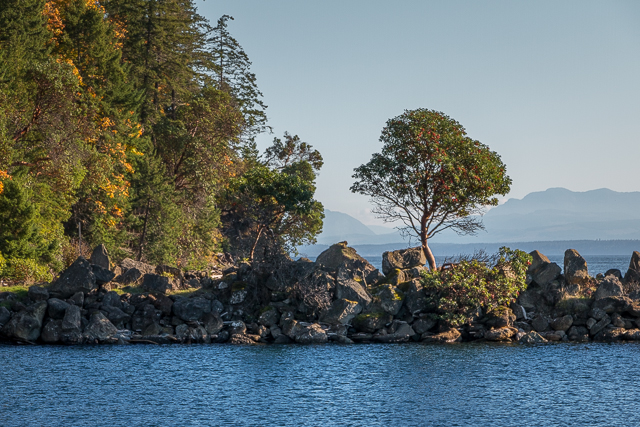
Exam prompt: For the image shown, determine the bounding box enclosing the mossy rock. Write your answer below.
[555,296,592,315]
[353,311,392,333]
[316,242,367,271]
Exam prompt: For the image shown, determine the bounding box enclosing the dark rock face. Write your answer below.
[482,307,515,329]
[1,301,47,341]
[141,274,172,295]
[381,247,426,276]
[172,297,211,322]
[90,244,111,270]
[374,321,415,343]
[335,273,371,308]
[47,298,70,320]
[84,312,118,342]
[258,308,280,328]
[61,304,83,345]
[49,257,96,299]
[527,250,561,286]
[41,319,62,343]
[120,258,155,275]
[0,306,11,326]
[624,251,640,283]
[377,285,404,316]
[484,327,517,341]
[412,318,436,335]
[92,265,115,285]
[550,315,573,332]
[594,276,624,300]
[101,291,122,309]
[564,249,590,286]
[28,286,49,302]
[293,323,328,344]
[116,268,143,285]
[202,313,224,335]
[319,299,361,325]
[353,312,392,333]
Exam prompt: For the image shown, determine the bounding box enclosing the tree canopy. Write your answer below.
[351,109,511,270]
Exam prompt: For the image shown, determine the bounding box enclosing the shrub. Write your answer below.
[1,257,52,284]
[421,247,531,326]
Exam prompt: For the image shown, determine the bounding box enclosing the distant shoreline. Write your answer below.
[299,239,640,258]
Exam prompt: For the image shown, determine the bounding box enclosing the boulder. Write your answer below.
[567,326,589,341]
[141,274,172,295]
[422,328,461,343]
[120,258,155,275]
[228,333,258,345]
[605,269,623,281]
[592,296,631,314]
[116,268,143,285]
[102,305,130,327]
[258,308,280,328]
[594,276,624,300]
[91,265,115,286]
[130,304,162,336]
[550,315,573,332]
[41,319,62,343]
[335,274,371,308]
[28,286,49,302]
[624,251,640,283]
[1,301,47,341]
[202,313,223,335]
[69,291,84,307]
[353,312,392,333]
[531,315,549,333]
[89,244,111,270]
[152,295,173,317]
[101,291,122,309]
[518,331,547,344]
[374,321,415,343]
[316,242,368,272]
[229,282,248,304]
[376,284,404,316]
[589,315,611,336]
[292,323,328,344]
[404,290,429,314]
[412,317,437,335]
[564,249,590,286]
[49,257,96,299]
[381,247,426,275]
[0,306,11,326]
[228,320,247,336]
[172,297,211,322]
[84,312,118,342]
[319,299,362,325]
[527,250,561,286]
[60,304,83,345]
[482,307,515,328]
[484,327,517,341]
[47,298,69,320]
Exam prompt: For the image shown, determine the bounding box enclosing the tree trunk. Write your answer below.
[249,226,264,262]
[423,242,437,271]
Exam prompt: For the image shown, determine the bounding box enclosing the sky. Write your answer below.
[196,0,640,227]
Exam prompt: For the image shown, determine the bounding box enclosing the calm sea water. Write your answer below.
[3,343,640,426]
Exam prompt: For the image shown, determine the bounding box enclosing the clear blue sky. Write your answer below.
[197,0,640,226]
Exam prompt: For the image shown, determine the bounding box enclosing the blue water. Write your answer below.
[3,343,640,426]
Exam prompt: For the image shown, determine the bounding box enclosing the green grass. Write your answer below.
[0,285,30,301]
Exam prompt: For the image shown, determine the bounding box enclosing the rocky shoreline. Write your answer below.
[2,242,640,346]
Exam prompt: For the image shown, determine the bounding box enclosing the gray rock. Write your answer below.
[594,276,624,300]
[91,264,115,285]
[172,297,211,322]
[527,250,561,286]
[382,247,426,275]
[116,268,143,285]
[335,275,371,308]
[84,312,118,342]
[624,251,640,283]
[518,331,547,344]
[101,291,122,309]
[484,327,517,341]
[41,319,62,343]
[61,304,82,332]
[0,306,10,326]
[228,320,246,335]
[202,313,223,335]
[102,305,130,327]
[404,290,429,314]
[1,301,47,341]
[564,249,590,286]
[319,299,362,325]
[49,257,96,299]
[293,323,328,344]
[69,291,84,307]
[550,315,573,332]
[531,315,549,332]
[353,312,392,333]
[90,244,111,270]
[315,242,370,272]
[374,322,415,343]
[28,286,49,302]
[567,326,589,341]
[281,318,302,338]
[412,318,437,335]
[589,315,611,336]
[258,308,280,328]
[483,307,515,328]
[47,298,69,320]
[589,307,607,321]
[377,284,404,316]
[605,269,623,281]
[131,304,162,335]
[586,317,597,329]
[120,258,155,275]
[591,296,631,314]
[141,274,172,295]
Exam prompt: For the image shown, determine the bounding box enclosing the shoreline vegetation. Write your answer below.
[2,241,640,346]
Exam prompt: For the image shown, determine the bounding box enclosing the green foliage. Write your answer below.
[421,247,531,326]
[2,257,52,283]
[351,109,511,269]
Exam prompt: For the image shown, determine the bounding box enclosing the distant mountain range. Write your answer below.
[305,188,640,254]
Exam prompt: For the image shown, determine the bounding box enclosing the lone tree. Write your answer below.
[351,109,511,270]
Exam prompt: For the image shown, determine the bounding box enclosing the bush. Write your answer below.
[1,257,52,284]
[421,247,532,326]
